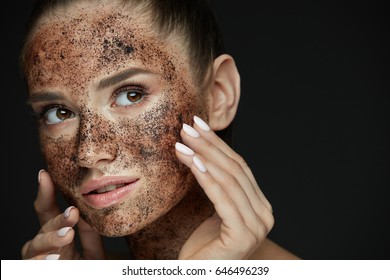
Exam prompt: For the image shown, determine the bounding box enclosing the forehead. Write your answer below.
[31,2,151,59]
[25,2,188,90]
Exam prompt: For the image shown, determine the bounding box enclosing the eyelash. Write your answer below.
[32,82,151,122]
[112,83,151,107]
[32,104,67,121]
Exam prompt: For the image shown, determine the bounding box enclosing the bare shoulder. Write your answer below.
[249,238,301,260]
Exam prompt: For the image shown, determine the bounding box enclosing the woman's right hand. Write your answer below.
[21,170,106,260]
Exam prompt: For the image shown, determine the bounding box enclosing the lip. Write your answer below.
[81,176,139,209]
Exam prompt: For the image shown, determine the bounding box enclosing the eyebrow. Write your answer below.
[97,67,158,90]
[27,92,66,105]
[26,67,159,105]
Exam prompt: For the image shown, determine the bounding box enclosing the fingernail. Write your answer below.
[194,116,211,132]
[38,169,45,184]
[175,142,195,156]
[63,206,75,218]
[193,156,207,173]
[57,227,71,237]
[183,124,200,138]
[45,254,60,260]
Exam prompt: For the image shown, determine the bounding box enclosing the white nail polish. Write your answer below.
[38,169,45,184]
[183,124,200,138]
[45,254,60,260]
[194,116,211,132]
[193,156,207,173]
[57,227,71,237]
[63,206,74,218]
[175,142,195,156]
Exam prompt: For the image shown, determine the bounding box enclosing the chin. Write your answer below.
[79,206,164,237]
[87,217,146,237]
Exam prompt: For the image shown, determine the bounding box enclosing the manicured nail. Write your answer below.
[175,142,195,156]
[194,116,211,132]
[57,227,71,237]
[183,123,200,138]
[38,169,45,184]
[45,254,60,260]
[63,206,75,218]
[193,156,207,173]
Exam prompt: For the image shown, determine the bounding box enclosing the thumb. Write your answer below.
[35,169,61,226]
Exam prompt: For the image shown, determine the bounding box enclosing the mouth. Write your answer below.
[82,178,139,209]
[89,183,127,194]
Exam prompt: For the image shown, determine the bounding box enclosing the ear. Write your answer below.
[207,54,241,131]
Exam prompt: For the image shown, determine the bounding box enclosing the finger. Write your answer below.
[27,254,61,260]
[180,122,273,216]
[176,144,258,226]
[40,206,79,234]
[189,157,268,258]
[192,116,273,213]
[21,240,31,258]
[189,157,247,233]
[78,218,106,259]
[176,138,271,227]
[191,154,273,234]
[23,227,75,259]
[175,142,195,167]
[34,170,61,226]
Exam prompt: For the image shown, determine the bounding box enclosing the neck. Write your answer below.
[126,185,214,259]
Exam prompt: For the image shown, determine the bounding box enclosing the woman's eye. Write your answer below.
[45,107,75,124]
[114,89,144,106]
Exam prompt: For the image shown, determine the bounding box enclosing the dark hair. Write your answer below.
[21,0,225,86]
[20,0,233,144]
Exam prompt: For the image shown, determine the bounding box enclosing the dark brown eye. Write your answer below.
[127,92,143,103]
[115,90,144,106]
[45,108,75,124]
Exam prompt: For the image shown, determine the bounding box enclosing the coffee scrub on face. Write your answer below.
[25,2,209,237]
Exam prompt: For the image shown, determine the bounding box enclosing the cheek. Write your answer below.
[96,98,202,235]
[40,134,81,197]
[118,97,194,175]
[39,93,199,186]
[39,91,203,235]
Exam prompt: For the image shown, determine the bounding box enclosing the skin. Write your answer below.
[26,2,208,238]
[22,1,299,260]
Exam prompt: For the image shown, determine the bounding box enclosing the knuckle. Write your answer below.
[267,214,275,231]
[235,153,248,168]
[254,220,269,242]
[260,211,275,233]
[33,199,47,216]
[45,231,67,249]
[220,173,239,187]
[268,203,274,214]
[216,191,235,209]
[33,199,42,214]
[27,239,40,255]
[21,241,31,258]
[226,155,242,171]
[204,139,214,150]
[41,216,58,233]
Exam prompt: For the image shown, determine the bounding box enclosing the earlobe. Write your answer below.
[208,54,241,131]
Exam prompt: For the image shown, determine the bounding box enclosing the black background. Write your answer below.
[1,0,389,260]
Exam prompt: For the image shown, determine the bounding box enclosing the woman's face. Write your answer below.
[25,2,206,236]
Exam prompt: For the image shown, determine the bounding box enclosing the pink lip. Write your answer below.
[81,176,139,209]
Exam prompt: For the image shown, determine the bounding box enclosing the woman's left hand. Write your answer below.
[175,116,274,260]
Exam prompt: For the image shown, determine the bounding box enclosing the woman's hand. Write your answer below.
[21,170,106,260]
[175,116,274,260]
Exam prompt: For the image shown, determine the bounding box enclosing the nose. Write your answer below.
[76,114,118,168]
